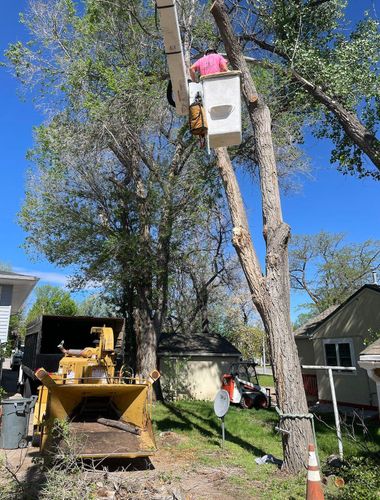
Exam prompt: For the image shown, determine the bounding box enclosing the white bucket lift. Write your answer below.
[156,1,242,148]
[201,71,242,149]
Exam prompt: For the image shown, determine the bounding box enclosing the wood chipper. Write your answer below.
[32,325,160,459]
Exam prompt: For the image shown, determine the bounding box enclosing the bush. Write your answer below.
[327,457,380,500]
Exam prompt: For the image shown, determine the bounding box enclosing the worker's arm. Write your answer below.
[220,61,228,72]
[219,55,228,72]
[190,64,198,82]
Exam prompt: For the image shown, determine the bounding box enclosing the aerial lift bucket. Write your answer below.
[35,368,159,459]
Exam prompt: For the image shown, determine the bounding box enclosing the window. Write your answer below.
[325,343,338,366]
[323,339,354,368]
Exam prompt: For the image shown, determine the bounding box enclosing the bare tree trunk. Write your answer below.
[211,1,312,473]
[134,290,157,377]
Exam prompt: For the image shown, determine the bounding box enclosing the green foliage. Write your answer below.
[0,341,15,358]
[239,1,380,177]
[326,457,380,500]
[226,324,266,360]
[8,312,26,342]
[26,284,77,324]
[364,328,380,347]
[76,293,116,317]
[290,231,380,314]
[0,387,6,403]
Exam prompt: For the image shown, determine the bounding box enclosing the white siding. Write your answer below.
[0,306,11,344]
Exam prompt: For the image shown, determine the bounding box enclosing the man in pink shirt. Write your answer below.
[190,49,228,81]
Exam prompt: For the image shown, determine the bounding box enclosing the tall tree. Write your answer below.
[234,0,380,178]
[290,232,380,314]
[8,0,222,377]
[76,294,117,318]
[211,1,312,472]
[26,284,77,323]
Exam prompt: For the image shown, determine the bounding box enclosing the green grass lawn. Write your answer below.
[153,400,380,499]
[257,374,274,387]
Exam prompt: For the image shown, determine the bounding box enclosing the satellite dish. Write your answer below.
[214,389,230,418]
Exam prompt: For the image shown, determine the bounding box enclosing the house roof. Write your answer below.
[294,305,339,338]
[0,271,39,313]
[360,337,380,357]
[158,332,241,357]
[294,284,380,340]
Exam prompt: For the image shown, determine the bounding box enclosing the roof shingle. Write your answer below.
[158,332,241,356]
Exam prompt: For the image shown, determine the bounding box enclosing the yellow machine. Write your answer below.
[32,326,160,459]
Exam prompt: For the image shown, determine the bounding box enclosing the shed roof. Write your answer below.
[158,332,241,357]
[0,271,39,313]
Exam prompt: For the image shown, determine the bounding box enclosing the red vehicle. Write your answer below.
[221,361,270,410]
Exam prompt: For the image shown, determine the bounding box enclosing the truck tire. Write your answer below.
[253,394,269,410]
[240,395,254,409]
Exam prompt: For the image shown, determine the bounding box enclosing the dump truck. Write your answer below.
[31,324,159,459]
[20,315,125,397]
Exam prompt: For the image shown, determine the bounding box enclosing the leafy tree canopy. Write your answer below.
[290,231,380,318]
[26,284,78,324]
[234,0,380,178]
[76,293,117,317]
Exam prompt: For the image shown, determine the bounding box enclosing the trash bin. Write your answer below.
[0,395,37,449]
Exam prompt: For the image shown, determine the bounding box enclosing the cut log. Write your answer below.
[97,418,141,435]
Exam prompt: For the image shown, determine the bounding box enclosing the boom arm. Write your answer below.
[156,0,189,115]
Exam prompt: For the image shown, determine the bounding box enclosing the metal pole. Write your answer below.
[328,368,344,461]
[221,416,225,447]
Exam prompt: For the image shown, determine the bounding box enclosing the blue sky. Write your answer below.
[0,1,379,317]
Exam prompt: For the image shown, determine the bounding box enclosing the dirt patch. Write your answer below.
[158,431,185,448]
[1,436,251,500]
[85,464,248,500]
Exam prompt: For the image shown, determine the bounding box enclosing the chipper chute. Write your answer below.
[33,326,160,459]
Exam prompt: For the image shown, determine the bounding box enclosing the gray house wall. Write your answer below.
[296,337,315,374]
[312,288,380,407]
[0,285,13,306]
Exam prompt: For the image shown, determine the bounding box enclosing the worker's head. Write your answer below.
[205,48,217,55]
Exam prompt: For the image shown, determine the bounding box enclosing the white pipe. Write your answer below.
[302,365,356,371]
[328,368,344,461]
[301,364,356,461]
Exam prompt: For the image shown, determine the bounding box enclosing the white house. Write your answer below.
[0,271,39,344]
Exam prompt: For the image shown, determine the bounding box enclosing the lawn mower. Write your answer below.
[221,360,270,410]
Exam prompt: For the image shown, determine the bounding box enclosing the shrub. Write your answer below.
[328,457,380,500]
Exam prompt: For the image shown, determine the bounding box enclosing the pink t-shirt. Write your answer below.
[192,53,228,76]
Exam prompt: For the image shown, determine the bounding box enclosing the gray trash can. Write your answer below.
[0,396,37,449]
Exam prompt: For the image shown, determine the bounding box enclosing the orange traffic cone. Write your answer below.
[306,443,324,500]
